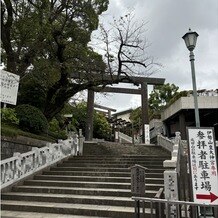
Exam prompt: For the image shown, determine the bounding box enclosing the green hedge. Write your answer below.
[15,104,48,134]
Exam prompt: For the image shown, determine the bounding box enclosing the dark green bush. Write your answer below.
[18,76,46,111]
[15,104,48,133]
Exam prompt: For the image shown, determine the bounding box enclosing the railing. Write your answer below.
[150,126,163,140]
[163,132,182,171]
[1,132,84,190]
[132,196,218,218]
[118,131,133,143]
[157,134,175,152]
[157,132,190,216]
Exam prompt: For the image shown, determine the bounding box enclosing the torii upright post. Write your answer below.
[141,82,149,144]
[85,89,95,141]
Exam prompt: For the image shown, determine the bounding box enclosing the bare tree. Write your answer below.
[93,12,161,83]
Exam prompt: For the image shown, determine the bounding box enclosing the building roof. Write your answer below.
[161,96,218,121]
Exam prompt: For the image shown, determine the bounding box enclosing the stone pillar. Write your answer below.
[108,110,112,119]
[78,129,84,155]
[179,112,186,140]
[85,89,94,141]
[141,82,149,143]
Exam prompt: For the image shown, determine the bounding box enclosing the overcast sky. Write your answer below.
[93,0,218,112]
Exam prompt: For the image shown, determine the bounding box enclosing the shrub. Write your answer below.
[48,118,67,140]
[1,108,19,124]
[15,104,48,133]
[18,76,46,111]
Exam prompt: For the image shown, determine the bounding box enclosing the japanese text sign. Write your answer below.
[144,124,150,145]
[0,70,20,105]
[187,127,218,204]
[130,164,147,196]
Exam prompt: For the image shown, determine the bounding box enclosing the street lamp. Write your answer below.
[182,28,200,127]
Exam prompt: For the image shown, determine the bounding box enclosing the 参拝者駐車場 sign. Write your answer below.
[187,127,218,204]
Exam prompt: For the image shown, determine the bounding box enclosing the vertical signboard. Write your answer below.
[0,70,20,105]
[187,127,218,204]
[130,164,147,197]
[144,124,150,145]
[164,170,179,200]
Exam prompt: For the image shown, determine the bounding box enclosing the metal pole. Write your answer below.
[189,51,200,128]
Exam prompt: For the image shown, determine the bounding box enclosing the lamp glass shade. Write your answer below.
[182,30,199,51]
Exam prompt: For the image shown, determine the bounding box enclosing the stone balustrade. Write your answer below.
[157,134,175,152]
[118,131,133,143]
[161,132,182,215]
[1,133,83,190]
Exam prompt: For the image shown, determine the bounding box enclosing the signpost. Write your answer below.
[130,164,147,218]
[144,124,150,145]
[187,127,218,206]
[0,70,20,105]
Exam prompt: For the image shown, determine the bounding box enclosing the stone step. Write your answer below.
[0,210,104,218]
[51,167,135,172]
[1,200,155,218]
[43,170,164,178]
[66,156,166,162]
[52,163,163,169]
[12,185,157,198]
[59,162,164,167]
[50,166,164,172]
[34,175,164,184]
[2,192,156,208]
[24,180,164,190]
[71,154,169,157]
[66,157,166,160]
[69,156,169,160]
[2,192,137,207]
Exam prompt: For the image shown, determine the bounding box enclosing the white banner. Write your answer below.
[0,70,20,105]
[187,128,218,204]
[144,124,150,145]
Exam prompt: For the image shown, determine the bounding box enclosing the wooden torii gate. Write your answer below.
[85,76,165,143]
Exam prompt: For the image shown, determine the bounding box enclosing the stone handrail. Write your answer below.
[157,134,174,152]
[118,132,132,143]
[162,131,184,211]
[1,133,83,189]
[163,132,182,171]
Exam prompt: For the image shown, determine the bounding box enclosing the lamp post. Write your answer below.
[182,28,200,127]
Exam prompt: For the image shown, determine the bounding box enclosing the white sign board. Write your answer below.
[187,128,218,204]
[130,165,146,196]
[115,131,118,140]
[0,70,20,105]
[144,124,150,145]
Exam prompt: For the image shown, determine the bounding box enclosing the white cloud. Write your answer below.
[93,0,218,111]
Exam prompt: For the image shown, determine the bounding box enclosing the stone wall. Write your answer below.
[1,136,49,160]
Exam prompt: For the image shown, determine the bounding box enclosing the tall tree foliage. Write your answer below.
[1,2,159,120]
[149,83,179,112]
[65,102,111,140]
[1,0,109,120]
[130,83,179,131]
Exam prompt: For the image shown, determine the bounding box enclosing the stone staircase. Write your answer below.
[1,142,170,218]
